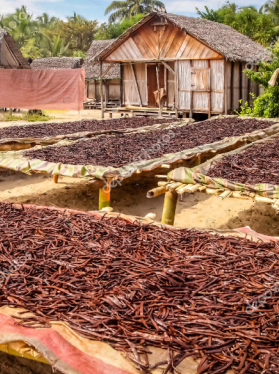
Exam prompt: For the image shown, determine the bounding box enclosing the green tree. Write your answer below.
[59,15,98,53]
[196,2,276,46]
[241,49,279,117]
[41,34,70,57]
[95,13,144,39]
[105,0,165,23]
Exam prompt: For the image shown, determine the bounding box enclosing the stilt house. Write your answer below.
[0,30,30,69]
[93,12,270,118]
[84,40,120,102]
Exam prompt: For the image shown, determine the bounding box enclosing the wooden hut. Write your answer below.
[0,29,30,69]
[84,40,120,104]
[31,57,83,70]
[93,12,270,118]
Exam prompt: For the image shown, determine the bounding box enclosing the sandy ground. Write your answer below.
[0,109,121,128]
[0,170,278,236]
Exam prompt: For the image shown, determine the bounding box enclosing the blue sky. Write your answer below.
[0,0,265,24]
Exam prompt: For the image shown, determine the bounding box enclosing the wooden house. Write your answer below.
[0,29,30,69]
[84,40,120,103]
[93,12,270,118]
[31,57,83,70]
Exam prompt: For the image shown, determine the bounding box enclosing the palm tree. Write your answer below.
[42,34,70,56]
[105,0,166,23]
[67,12,86,23]
[261,0,279,27]
[4,6,39,47]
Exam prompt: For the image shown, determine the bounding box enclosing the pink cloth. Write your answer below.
[0,69,85,110]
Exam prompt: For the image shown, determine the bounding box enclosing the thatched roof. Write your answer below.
[31,57,83,70]
[94,12,270,63]
[84,40,120,79]
[0,29,30,69]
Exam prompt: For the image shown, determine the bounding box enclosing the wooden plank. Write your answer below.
[158,23,174,57]
[175,35,189,59]
[161,61,176,76]
[124,38,143,60]
[130,62,142,106]
[166,28,187,58]
[140,24,159,56]
[132,33,154,59]
[160,27,179,58]
[101,62,115,79]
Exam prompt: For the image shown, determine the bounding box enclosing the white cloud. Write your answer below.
[0,0,62,17]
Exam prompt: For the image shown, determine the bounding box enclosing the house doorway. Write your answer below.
[147,64,165,107]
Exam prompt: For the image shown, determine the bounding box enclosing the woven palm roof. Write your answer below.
[84,40,120,79]
[94,12,270,63]
[0,29,30,69]
[31,57,83,70]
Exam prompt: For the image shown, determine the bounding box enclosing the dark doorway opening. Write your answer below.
[147,64,164,107]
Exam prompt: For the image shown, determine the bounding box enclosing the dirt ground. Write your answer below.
[0,109,121,128]
[0,169,278,236]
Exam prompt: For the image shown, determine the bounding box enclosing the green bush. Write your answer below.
[241,49,279,118]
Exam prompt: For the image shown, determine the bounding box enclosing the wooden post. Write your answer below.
[230,61,234,112]
[174,61,179,119]
[161,190,178,226]
[53,175,59,184]
[109,112,113,119]
[156,65,163,118]
[224,60,228,115]
[130,62,142,107]
[190,60,193,119]
[100,61,104,119]
[120,62,123,107]
[239,62,243,110]
[99,179,111,210]
[208,60,211,119]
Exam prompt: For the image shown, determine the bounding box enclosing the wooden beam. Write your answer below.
[208,60,211,119]
[130,62,142,107]
[100,61,104,119]
[101,62,115,79]
[161,61,176,76]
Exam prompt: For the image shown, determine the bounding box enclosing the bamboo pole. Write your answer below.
[99,178,111,210]
[53,175,59,183]
[161,190,178,226]
[147,185,167,198]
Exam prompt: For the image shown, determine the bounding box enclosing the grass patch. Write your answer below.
[0,111,53,122]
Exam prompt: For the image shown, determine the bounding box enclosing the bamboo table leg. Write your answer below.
[99,179,111,210]
[161,190,178,226]
[53,175,59,184]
